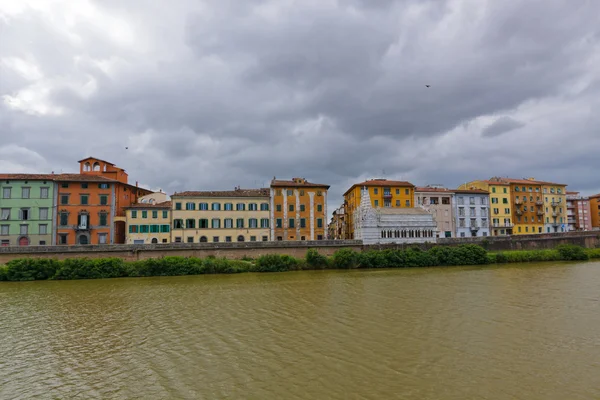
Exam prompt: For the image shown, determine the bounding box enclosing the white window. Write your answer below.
[0,225,8,235]
[39,224,48,235]
[224,218,233,228]
[39,208,48,220]
[40,187,49,199]
[0,209,9,220]
[22,187,30,199]
[98,233,107,244]
[2,187,11,199]
[20,225,28,235]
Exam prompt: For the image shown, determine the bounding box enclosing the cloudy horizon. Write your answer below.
[2,0,600,210]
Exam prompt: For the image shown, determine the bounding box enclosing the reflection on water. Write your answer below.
[1,262,600,399]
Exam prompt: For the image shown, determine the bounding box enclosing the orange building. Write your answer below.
[55,157,152,245]
[270,178,329,241]
[590,194,600,230]
[503,178,544,234]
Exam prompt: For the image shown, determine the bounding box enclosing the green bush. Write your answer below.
[358,250,388,268]
[306,249,329,268]
[556,244,589,261]
[585,248,600,259]
[5,258,60,281]
[253,254,299,272]
[332,248,359,269]
[0,265,7,281]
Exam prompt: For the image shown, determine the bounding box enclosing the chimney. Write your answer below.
[136,181,138,187]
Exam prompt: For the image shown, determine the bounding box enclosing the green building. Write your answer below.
[0,175,57,246]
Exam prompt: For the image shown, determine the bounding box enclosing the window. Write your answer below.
[276,205,282,212]
[502,198,508,204]
[173,219,183,229]
[1,225,9,235]
[20,208,30,221]
[289,218,295,228]
[237,235,245,242]
[276,218,282,228]
[492,187,496,193]
[132,210,139,219]
[223,203,233,211]
[61,183,69,188]
[224,218,233,228]
[249,218,258,228]
[39,208,48,220]
[261,218,269,228]
[0,208,9,220]
[199,219,209,228]
[317,191,323,196]
[276,190,282,196]
[99,213,108,226]
[142,211,148,219]
[60,212,68,226]
[212,218,221,228]
[300,204,305,212]
[262,236,268,241]
[98,233,107,244]
[213,236,219,242]
[59,234,68,244]
[300,218,306,228]
[260,203,269,211]
[99,195,108,205]
[98,183,109,189]
[405,200,410,207]
[20,224,28,235]
[250,236,257,242]
[236,218,244,228]
[277,236,283,241]
[287,190,293,196]
[60,195,69,205]
[39,224,48,235]
[249,203,257,211]
[175,202,182,210]
[81,183,88,189]
[226,236,232,242]
[212,203,221,211]
[139,225,149,233]
[2,187,10,199]
[199,203,209,210]
[175,237,182,243]
[163,211,168,218]
[505,208,510,214]
[317,204,322,212]
[161,225,170,233]
[288,204,294,212]
[317,218,323,228]
[186,219,195,229]
[187,237,194,243]
[405,189,410,195]
[39,241,46,245]
[236,203,246,211]
[374,188,378,195]
[186,202,195,210]
[374,200,379,207]
[152,211,158,218]
[21,187,30,199]
[80,195,88,205]
[396,200,400,206]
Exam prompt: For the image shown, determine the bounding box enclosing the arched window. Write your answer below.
[237,235,245,242]
[92,162,100,171]
[151,238,158,244]
[83,162,91,171]
[199,236,208,242]
[78,235,88,245]
[381,230,385,238]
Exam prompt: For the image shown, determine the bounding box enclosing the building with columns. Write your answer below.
[270,178,329,241]
[353,186,437,244]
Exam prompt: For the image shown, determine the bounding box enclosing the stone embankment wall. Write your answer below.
[0,232,599,263]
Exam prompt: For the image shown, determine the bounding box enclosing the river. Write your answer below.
[1,261,600,399]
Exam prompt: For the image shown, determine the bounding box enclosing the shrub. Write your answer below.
[331,248,359,269]
[585,248,600,259]
[556,244,589,261]
[306,249,329,268]
[5,258,60,281]
[358,250,388,268]
[0,265,7,281]
[253,254,299,272]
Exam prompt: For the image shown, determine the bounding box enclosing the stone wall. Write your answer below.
[1,232,599,264]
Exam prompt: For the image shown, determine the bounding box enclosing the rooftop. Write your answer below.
[415,186,454,193]
[453,188,490,194]
[489,177,567,186]
[173,188,270,198]
[271,178,330,189]
[125,201,172,209]
[344,179,414,195]
[0,174,56,181]
[77,157,115,166]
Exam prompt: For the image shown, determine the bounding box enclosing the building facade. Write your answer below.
[502,178,544,235]
[590,194,600,230]
[539,181,568,233]
[567,192,592,231]
[353,187,436,244]
[344,179,415,240]
[138,191,169,205]
[125,201,172,244]
[453,189,491,237]
[171,188,271,243]
[415,186,455,238]
[0,175,56,246]
[270,178,329,241]
[460,179,513,236]
[328,205,346,240]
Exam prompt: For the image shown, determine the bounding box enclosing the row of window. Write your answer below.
[458,218,489,228]
[129,225,171,233]
[457,207,488,217]
[59,212,108,227]
[380,229,435,239]
[174,235,269,243]
[1,208,50,221]
[175,202,269,211]
[419,197,451,205]
[373,200,411,207]
[492,208,511,214]
[0,224,49,235]
[276,218,324,228]
[275,190,324,196]
[373,188,411,196]
[173,218,271,229]
[457,197,488,205]
[275,204,323,212]
[1,187,50,199]
[491,197,509,204]
[131,210,169,219]
[60,194,109,206]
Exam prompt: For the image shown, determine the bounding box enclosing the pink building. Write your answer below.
[566,192,592,231]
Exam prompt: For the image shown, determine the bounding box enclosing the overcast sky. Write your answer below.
[1,0,599,211]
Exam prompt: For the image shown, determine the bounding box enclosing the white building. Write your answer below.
[353,187,437,245]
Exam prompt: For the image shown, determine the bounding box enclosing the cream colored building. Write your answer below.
[125,201,172,244]
[415,186,455,238]
[539,181,568,233]
[171,188,271,243]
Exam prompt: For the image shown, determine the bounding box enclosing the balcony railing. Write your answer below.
[493,223,514,228]
[536,201,544,205]
[551,201,560,207]
[516,209,523,215]
[514,199,523,205]
[537,211,544,216]
[383,192,392,198]
[470,225,480,231]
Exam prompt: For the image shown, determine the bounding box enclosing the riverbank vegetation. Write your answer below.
[1,244,599,282]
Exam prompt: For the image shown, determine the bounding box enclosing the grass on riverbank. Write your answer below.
[1,244,599,282]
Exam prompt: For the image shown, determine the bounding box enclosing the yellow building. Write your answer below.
[171,189,271,243]
[270,178,329,241]
[502,178,544,235]
[125,201,172,244]
[344,179,415,240]
[539,181,568,233]
[459,179,513,236]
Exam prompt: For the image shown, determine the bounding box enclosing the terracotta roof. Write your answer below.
[589,193,600,199]
[54,174,117,182]
[125,201,172,209]
[271,179,330,189]
[0,174,56,181]
[480,180,510,186]
[173,188,270,198]
[77,157,115,166]
[567,191,580,195]
[490,177,566,186]
[453,189,490,194]
[344,179,414,195]
[415,187,454,193]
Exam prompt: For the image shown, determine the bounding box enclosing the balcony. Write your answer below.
[536,200,544,206]
[552,221,561,227]
[537,210,544,216]
[551,201,560,207]
[470,225,480,231]
[75,224,90,231]
[516,209,523,215]
[552,212,558,217]
[514,199,523,205]
[383,191,392,199]
[492,223,514,228]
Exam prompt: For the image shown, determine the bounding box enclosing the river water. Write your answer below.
[1,262,600,399]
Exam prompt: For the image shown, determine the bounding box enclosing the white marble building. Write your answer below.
[353,187,437,245]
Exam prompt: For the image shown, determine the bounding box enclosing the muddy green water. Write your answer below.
[1,262,600,399]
